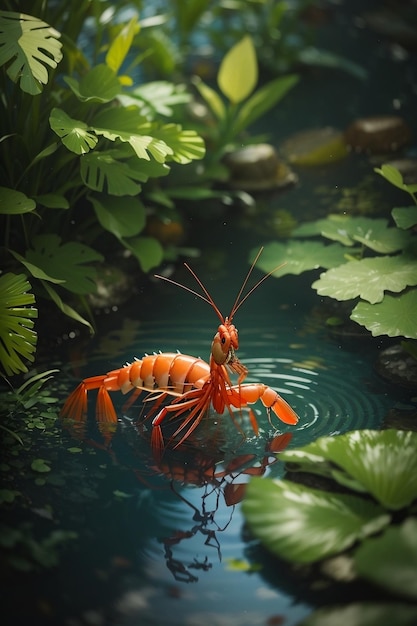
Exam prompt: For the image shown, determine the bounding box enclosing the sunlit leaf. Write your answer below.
[297,603,417,626]
[312,255,417,304]
[89,194,146,238]
[281,430,417,510]
[123,81,190,117]
[0,186,36,214]
[64,64,121,103]
[294,214,412,253]
[91,108,172,162]
[218,35,258,104]
[0,11,62,95]
[252,241,348,277]
[105,16,139,75]
[233,74,298,136]
[242,477,389,563]
[375,164,406,191]
[25,234,102,294]
[49,108,98,155]
[152,124,206,164]
[392,206,417,229]
[123,236,164,272]
[0,273,37,376]
[351,288,417,338]
[80,151,144,195]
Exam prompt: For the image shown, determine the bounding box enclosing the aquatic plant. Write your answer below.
[0,5,205,373]
[242,429,417,625]
[252,164,417,342]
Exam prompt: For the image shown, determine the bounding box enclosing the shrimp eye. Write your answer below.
[221,337,226,344]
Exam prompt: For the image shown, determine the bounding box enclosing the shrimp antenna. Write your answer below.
[228,247,286,320]
[154,266,225,323]
[154,248,285,324]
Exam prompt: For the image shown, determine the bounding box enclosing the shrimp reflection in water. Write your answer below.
[60,249,299,455]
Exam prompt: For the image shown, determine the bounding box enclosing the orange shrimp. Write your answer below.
[60,248,299,454]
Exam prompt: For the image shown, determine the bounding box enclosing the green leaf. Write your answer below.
[233,74,298,136]
[218,35,258,104]
[105,16,139,75]
[312,255,417,304]
[80,151,144,196]
[124,81,190,118]
[0,11,62,95]
[0,273,37,376]
[9,249,64,284]
[282,430,417,510]
[297,603,417,626]
[152,123,206,164]
[294,215,411,253]
[355,518,417,600]
[42,281,93,333]
[89,194,146,238]
[31,458,51,473]
[242,477,389,563]
[25,234,102,294]
[50,108,98,155]
[91,108,172,162]
[351,288,417,338]
[375,164,406,191]
[298,46,367,80]
[192,76,226,121]
[392,206,417,229]
[252,241,348,277]
[0,186,36,214]
[34,193,69,209]
[122,236,164,272]
[64,64,121,103]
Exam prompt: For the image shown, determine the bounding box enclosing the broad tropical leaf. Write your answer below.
[105,16,139,75]
[354,518,417,600]
[351,288,417,338]
[294,214,411,253]
[0,187,35,214]
[24,234,103,294]
[218,36,258,104]
[123,236,164,272]
[252,241,348,277]
[281,430,417,510]
[80,151,144,195]
[152,124,206,164]
[91,108,172,162]
[193,76,226,121]
[50,108,98,155]
[0,273,37,376]
[64,64,121,103]
[89,194,146,238]
[122,81,190,118]
[0,11,62,95]
[42,281,93,333]
[242,477,389,563]
[312,255,417,303]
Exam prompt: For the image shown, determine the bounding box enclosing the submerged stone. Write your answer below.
[345,115,412,154]
[223,143,297,191]
[281,127,348,166]
[375,343,417,390]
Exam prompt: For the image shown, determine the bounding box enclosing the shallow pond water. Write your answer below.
[2,1,417,624]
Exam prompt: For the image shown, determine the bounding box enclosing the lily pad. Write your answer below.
[31,459,51,473]
[294,214,411,253]
[351,288,417,338]
[354,518,417,600]
[253,241,347,277]
[242,477,389,563]
[280,429,417,510]
[312,255,417,303]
